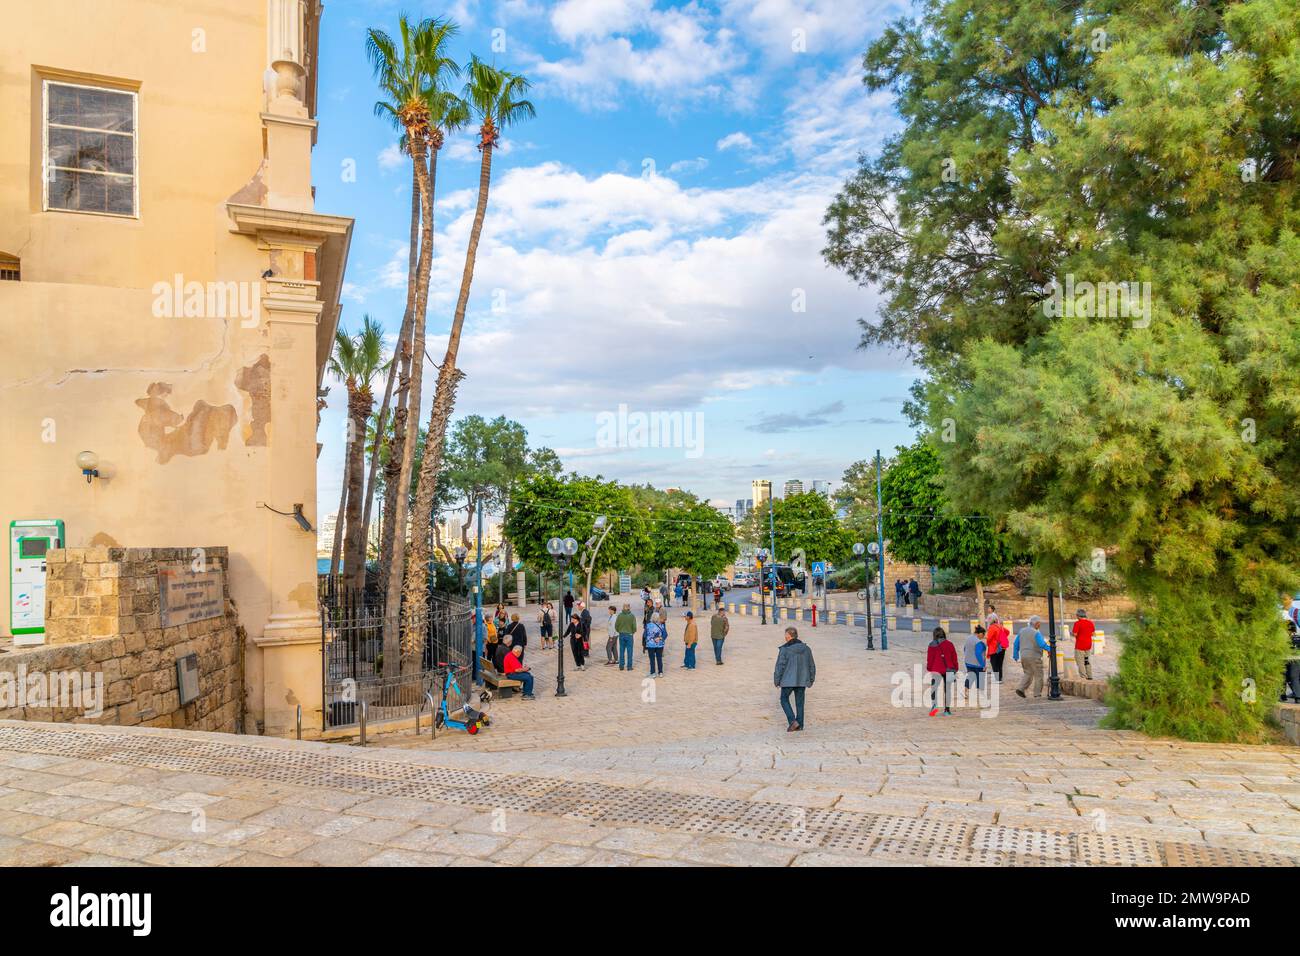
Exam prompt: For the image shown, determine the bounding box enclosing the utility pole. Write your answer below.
[875,450,888,652]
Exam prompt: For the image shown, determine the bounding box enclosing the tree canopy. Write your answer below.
[825,0,1300,740]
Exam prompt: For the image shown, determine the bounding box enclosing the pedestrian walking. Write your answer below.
[604,605,619,665]
[709,605,729,664]
[1013,615,1049,698]
[774,626,816,731]
[644,613,666,677]
[1070,609,1095,679]
[681,578,692,609]
[926,626,959,716]
[908,578,922,609]
[565,613,587,670]
[578,601,592,652]
[985,614,1010,682]
[615,603,637,671]
[895,579,905,608]
[963,625,987,692]
[673,580,682,606]
[682,611,698,669]
[661,582,671,607]
[563,590,574,620]
[538,602,554,650]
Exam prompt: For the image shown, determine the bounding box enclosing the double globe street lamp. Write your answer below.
[853,541,879,650]
[546,535,579,697]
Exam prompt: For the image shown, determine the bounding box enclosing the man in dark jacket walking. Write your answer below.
[773,626,816,732]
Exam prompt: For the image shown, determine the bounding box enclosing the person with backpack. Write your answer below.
[538,601,554,650]
[773,626,816,731]
[926,626,959,716]
[644,612,667,678]
[908,578,922,609]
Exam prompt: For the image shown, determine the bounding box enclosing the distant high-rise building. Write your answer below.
[812,480,832,498]
[783,479,804,498]
[752,480,772,511]
[734,498,750,520]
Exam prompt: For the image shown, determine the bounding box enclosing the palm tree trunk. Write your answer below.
[377,159,422,605]
[342,391,371,593]
[388,139,438,674]
[402,142,495,647]
[329,455,349,577]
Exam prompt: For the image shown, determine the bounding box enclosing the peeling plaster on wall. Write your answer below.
[235,354,272,446]
[134,382,238,464]
[88,532,120,547]
[287,580,317,610]
[226,160,269,206]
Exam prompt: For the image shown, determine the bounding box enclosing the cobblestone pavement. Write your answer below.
[0,612,1295,866]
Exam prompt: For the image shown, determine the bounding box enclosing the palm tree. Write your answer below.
[327,315,388,594]
[401,59,535,654]
[366,15,462,674]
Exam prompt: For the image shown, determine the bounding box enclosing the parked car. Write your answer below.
[712,577,731,591]
[762,564,807,597]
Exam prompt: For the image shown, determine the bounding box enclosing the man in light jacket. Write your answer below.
[1013,615,1050,698]
[773,626,816,732]
[604,605,619,666]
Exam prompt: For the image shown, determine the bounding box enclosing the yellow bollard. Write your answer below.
[940,619,951,634]
[1094,630,1105,655]
[911,616,922,632]
[969,619,980,633]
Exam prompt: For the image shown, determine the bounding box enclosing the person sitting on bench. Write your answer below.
[500,645,536,700]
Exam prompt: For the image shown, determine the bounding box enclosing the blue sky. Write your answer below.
[313,0,920,516]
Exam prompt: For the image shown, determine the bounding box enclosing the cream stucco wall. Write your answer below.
[0,0,351,735]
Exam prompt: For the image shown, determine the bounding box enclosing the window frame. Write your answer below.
[41,78,139,219]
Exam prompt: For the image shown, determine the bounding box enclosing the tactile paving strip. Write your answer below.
[0,725,1296,867]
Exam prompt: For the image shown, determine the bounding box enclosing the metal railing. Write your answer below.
[319,578,474,732]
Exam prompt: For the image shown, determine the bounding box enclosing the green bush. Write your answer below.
[1102,581,1288,742]
[929,568,973,594]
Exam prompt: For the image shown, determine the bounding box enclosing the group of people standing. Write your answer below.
[924,607,1097,714]
[894,578,923,608]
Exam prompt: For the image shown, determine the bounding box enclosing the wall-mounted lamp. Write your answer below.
[258,502,314,533]
[76,450,100,483]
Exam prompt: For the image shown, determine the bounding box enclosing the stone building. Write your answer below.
[0,0,352,736]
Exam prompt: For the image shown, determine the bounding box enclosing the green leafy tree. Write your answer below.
[824,0,1299,740]
[879,440,1021,612]
[769,492,855,573]
[504,474,649,593]
[647,502,739,611]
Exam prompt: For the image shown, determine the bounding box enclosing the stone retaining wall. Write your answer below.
[0,547,243,732]
[916,591,1136,622]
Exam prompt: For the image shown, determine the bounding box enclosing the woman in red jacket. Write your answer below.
[926,626,959,716]
[985,615,1011,683]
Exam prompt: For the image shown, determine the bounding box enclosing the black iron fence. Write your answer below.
[319,576,474,732]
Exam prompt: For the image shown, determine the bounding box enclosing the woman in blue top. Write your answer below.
[644,614,667,677]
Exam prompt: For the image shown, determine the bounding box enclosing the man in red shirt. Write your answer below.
[500,645,536,700]
[1070,609,1095,679]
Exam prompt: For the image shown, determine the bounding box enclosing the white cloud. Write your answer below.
[377,142,403,170]
[716,131,755,152]
[667,156,709,175]
[550,0,654,40]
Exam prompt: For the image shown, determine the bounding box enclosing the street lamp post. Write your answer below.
[875,450,888,651]
[582,515,612,605]
[1046,586,1062,700]
[547,536,579,697]
[853,542,874,650]
[757,547,770,625]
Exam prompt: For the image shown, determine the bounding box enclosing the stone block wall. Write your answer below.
[915,591,1136,622]
[0,547,243,732]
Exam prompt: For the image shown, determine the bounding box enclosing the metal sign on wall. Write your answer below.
[158,563,225,628]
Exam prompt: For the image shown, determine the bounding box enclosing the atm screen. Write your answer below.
[19,537,49,559]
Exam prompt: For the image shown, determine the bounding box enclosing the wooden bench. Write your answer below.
[479,656,523,697]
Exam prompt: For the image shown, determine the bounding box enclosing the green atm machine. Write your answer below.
[9,519,64,647]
